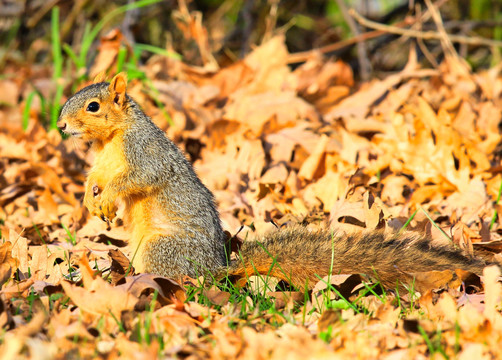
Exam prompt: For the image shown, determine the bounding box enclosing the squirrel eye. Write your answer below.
[86,101,100,112]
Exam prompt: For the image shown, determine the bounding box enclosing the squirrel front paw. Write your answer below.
[98,191,118,223]
[83,190,102,218]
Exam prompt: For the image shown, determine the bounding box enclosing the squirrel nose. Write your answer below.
[57,121,66,131]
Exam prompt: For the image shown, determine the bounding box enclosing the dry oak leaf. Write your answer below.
[293,58,354,99]
[483,265,502,327]
[329,199,368,229]
[0,297,14,330]
[402,269,457,294]
[325,67,437,121]
[266,123,326,165]
[32,162,77,206]
[236,35,290,96]
[298,134,329,181]
[312,274,365,303]
[0,241,17,287]
[33,188,59,225]
[202,288,231,306]
[303,170,346,211]
[61,255,137,319]
[0,79,19,105]
[109,248,134,285]
[1,279,35,301]
[224,91,318,137]
[89,29,123,78]
[117,273,186,305]
[266,291,305,310]
[8,229,28,277]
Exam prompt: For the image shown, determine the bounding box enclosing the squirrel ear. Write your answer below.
[92,71,107,83]
[109,73,127,107]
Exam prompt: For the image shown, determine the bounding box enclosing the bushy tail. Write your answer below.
[221,225,490,289]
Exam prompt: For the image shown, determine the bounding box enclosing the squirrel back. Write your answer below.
[59,73,491,290]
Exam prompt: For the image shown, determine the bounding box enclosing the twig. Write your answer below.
[286,19,414,64]
[414,4,439,67]
[262,0,280,46]
[335,0,371,80]
[349,8,502,48]
[240,0,254,57]
[122,0,140,45]
[424,0,456,57]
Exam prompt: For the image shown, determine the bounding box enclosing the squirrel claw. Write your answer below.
[98,200,117,223]
[100,213,112,225]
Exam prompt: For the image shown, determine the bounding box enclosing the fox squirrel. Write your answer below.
[57,73,490,290]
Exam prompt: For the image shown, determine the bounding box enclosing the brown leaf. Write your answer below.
[34,188,59,225]
[312,274,365,307]
[1,279,34,301]
[61,256,138,318]
[403,269,457,293]
[118,273,186,305]
[8,229,29,278]
[298,134,329,181]
[317,309,341,333]
[260,163,289,186]
[483,265,502,323]
[90,29,123,78]
[30,245,50,282]
[303,171,345,211]
[325,68,437,121]
[0,297,13,329]
[208,61,254,99]
[0,79,20,106]
[224,91,318,136]
[203,288,231,306]
[32,163,76,206]
[109,248,134,285]
[0,241,17,287]
[266,291,305,310]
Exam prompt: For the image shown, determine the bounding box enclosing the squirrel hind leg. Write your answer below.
[141,234,226,280]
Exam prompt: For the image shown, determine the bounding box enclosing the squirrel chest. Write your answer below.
[89,135,128,190]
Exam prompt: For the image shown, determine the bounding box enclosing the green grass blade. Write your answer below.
[78,0,163,68]
[51,7,63,79]
[134,43,182,60]
[22,92,37,130]
[420,207,451,241]
[490,178,502,229]
[51,7,64,130]
[398,208,419,233]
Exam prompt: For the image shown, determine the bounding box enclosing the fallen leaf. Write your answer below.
[109,248,134,285]
[0,242,17,287]
[118,273,186,304]
[203,288,231,306]
[61,256,138,318]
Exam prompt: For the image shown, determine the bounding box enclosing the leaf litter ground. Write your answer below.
[2,35,502,358]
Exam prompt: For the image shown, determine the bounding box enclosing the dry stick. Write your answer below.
[240,0,255,57]
[26,0,59,27]
[286,1,451,65]
[424,0,474,76]
[335,0,371,81]
[424,0,457,57]
[262,0,280,45]
[349,8,502,48]
[286,19,414,64]
[414,4,439,67]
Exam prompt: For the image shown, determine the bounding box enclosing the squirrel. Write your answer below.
[57,73,491,290]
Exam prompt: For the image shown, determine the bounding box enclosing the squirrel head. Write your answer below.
[57,73,129,142]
